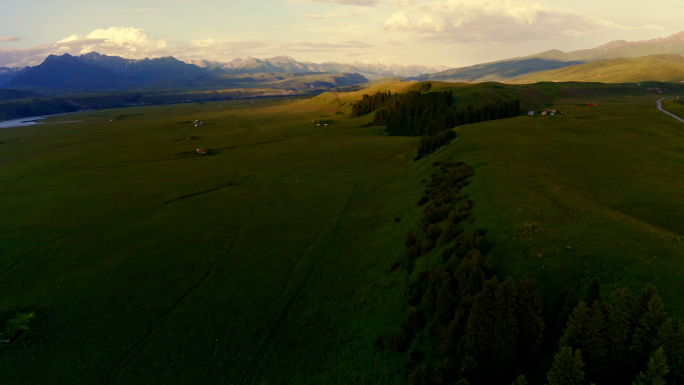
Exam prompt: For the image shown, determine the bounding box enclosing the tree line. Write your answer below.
[379,160,684,385]
[350,90,520,137]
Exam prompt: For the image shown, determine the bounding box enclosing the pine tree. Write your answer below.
[631,294,667,369]
[560,301,591,349]
[655,318,684,384]
[516,276,545,365]
[607,287,634,380]
[511,375,529,385]
[547,347,586,385]
[585,277,609,317]
[585,301,609,382]
[444,295,473,359]
[632,285,658,330]
[556,290,580,336]
[492,277,519,375]
[435,277,458,326]
[633,347,669,385]
[464,277,499,380]
[585,277,602,305]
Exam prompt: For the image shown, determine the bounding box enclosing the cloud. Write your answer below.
[383,0,663,43]
[302,11,364,19]
[279,40,375,52]
[301,0,378,6]
[0,36,22,43]
[0,27,169,67]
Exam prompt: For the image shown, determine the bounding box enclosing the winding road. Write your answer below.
[656,97,684,124]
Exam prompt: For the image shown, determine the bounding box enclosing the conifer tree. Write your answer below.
[633,347,669,385]
[492,278,519,374]
[556,290,580,336]
[444,295,473,359]
[585,277,602,305]
[464,277,499,379]
[607,287,634,380]
[655,318,684,384]
[633,285,658,330]
[516,276,545,365]
[511,375,529,385]
[435,277,458,325]
[631,294,667,368]
[547,347,586,385]
[585,301,609,382]
[560,301,591,349]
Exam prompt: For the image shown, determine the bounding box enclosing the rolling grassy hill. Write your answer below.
[1,81,684,383]
[419,31,684,83]
[511,54,684,83]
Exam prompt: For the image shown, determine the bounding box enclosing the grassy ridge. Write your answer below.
[2,82,684,383]
[437,93,684,311]
[511,54,684,83]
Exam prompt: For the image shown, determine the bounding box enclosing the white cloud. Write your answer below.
[57,34,82,43]
[383,0,663,43]
[303,11,365,19]
[301,0,379,6]
[0,27,271,67]
[279,40,375,52]
[0,36,22,43]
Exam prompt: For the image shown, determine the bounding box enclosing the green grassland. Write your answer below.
[2,81,684,383]
[663,96,684,120]
[511,54,684,83]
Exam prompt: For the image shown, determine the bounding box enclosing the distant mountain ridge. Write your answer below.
[1,52,371,91]
[419,31,684,83]
[511,54,684,83]
[184,55,450,79]
[4,52,218,89]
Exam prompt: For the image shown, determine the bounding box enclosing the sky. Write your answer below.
[1,0,683,68]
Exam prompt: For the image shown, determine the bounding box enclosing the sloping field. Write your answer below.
[2,82,684,383]
[434,92,684,310]
[0,98,425,384]
[511,54,684,83]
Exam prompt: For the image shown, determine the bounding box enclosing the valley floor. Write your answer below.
[1,85,683,383]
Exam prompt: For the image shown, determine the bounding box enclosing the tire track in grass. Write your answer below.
[238,183,357,385]
[109,202,261,382]
[0,235,68,279]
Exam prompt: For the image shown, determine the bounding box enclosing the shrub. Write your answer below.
[443,224,462,243]
[408,307,428,331]
[407,245,421,261]
[421,238,435,255]
[441,247,455,262]
[406,230,418,249]
[417,195,430,207]
[427,224,443,241]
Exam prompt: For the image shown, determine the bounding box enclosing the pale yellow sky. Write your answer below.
[0,0,681,67]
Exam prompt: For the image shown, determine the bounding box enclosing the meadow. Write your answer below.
[1,81,684,383]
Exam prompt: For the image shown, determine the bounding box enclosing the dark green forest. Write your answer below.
[379,160,684,385]
[350,89,519,159]
[350,90,520,137]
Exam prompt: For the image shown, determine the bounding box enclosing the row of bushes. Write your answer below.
[380,161,684,385]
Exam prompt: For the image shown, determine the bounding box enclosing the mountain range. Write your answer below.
[4,31,684,92]
[184,56,450,79]
[417,31,684,83]
[2,52,221,89]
